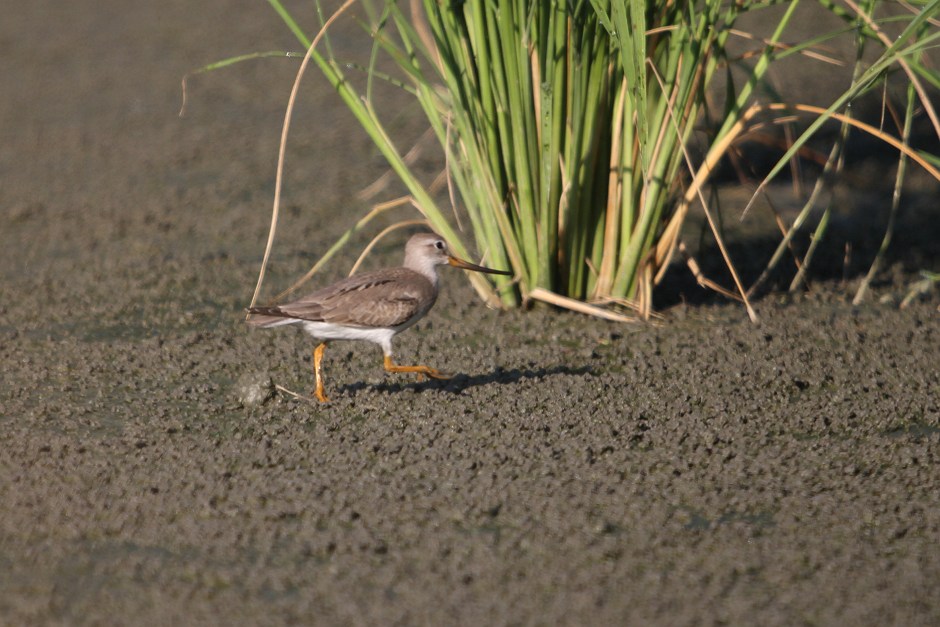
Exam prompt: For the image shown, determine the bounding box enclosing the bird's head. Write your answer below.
[404,233,511,277]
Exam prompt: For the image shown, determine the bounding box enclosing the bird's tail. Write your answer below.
[245,306,298,328]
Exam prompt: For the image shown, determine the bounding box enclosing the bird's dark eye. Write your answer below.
[435,240,445,250]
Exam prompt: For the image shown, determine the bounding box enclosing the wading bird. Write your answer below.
[246,233,510,402]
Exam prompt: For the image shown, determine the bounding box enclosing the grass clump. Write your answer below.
[193,0,940,319]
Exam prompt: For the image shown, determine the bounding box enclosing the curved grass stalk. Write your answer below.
[760,104,940,181]
[348,218,432,276]
[247,0,359,315]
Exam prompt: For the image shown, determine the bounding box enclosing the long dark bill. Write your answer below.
[447,256,512,275]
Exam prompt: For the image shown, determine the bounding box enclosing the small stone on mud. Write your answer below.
[236,372,275,407]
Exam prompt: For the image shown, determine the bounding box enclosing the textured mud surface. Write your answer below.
[1,1,939,625]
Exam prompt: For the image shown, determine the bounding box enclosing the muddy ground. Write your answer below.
[1,1,938,625]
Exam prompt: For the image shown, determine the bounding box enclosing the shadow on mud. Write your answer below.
[339,364,594,397]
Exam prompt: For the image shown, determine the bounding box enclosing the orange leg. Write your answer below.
[383,355,452,381]
[313,342,330,402]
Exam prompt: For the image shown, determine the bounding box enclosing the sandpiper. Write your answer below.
[246,232,511,402]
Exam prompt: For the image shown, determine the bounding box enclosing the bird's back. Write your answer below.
[247,267,437,330]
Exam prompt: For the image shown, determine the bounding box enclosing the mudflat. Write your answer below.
[1,1,938,624]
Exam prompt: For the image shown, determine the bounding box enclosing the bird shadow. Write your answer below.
[337,364,593,398]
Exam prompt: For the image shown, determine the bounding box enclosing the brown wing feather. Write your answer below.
[257,268,436,329]
[245,307,293,327]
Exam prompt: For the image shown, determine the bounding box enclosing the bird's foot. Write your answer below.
[384,356,453,381]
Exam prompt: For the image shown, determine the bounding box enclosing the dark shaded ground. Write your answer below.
[1,1,939,625]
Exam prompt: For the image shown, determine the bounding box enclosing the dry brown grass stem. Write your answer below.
[273,384,317,403]
[727,28,845,66]
[595,77,629,299]
[745,103,940,207]
[527,288,639,323]
[248,0,359,315]
[678,241,743,302]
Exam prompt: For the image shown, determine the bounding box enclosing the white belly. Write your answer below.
[300,321,398,355]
